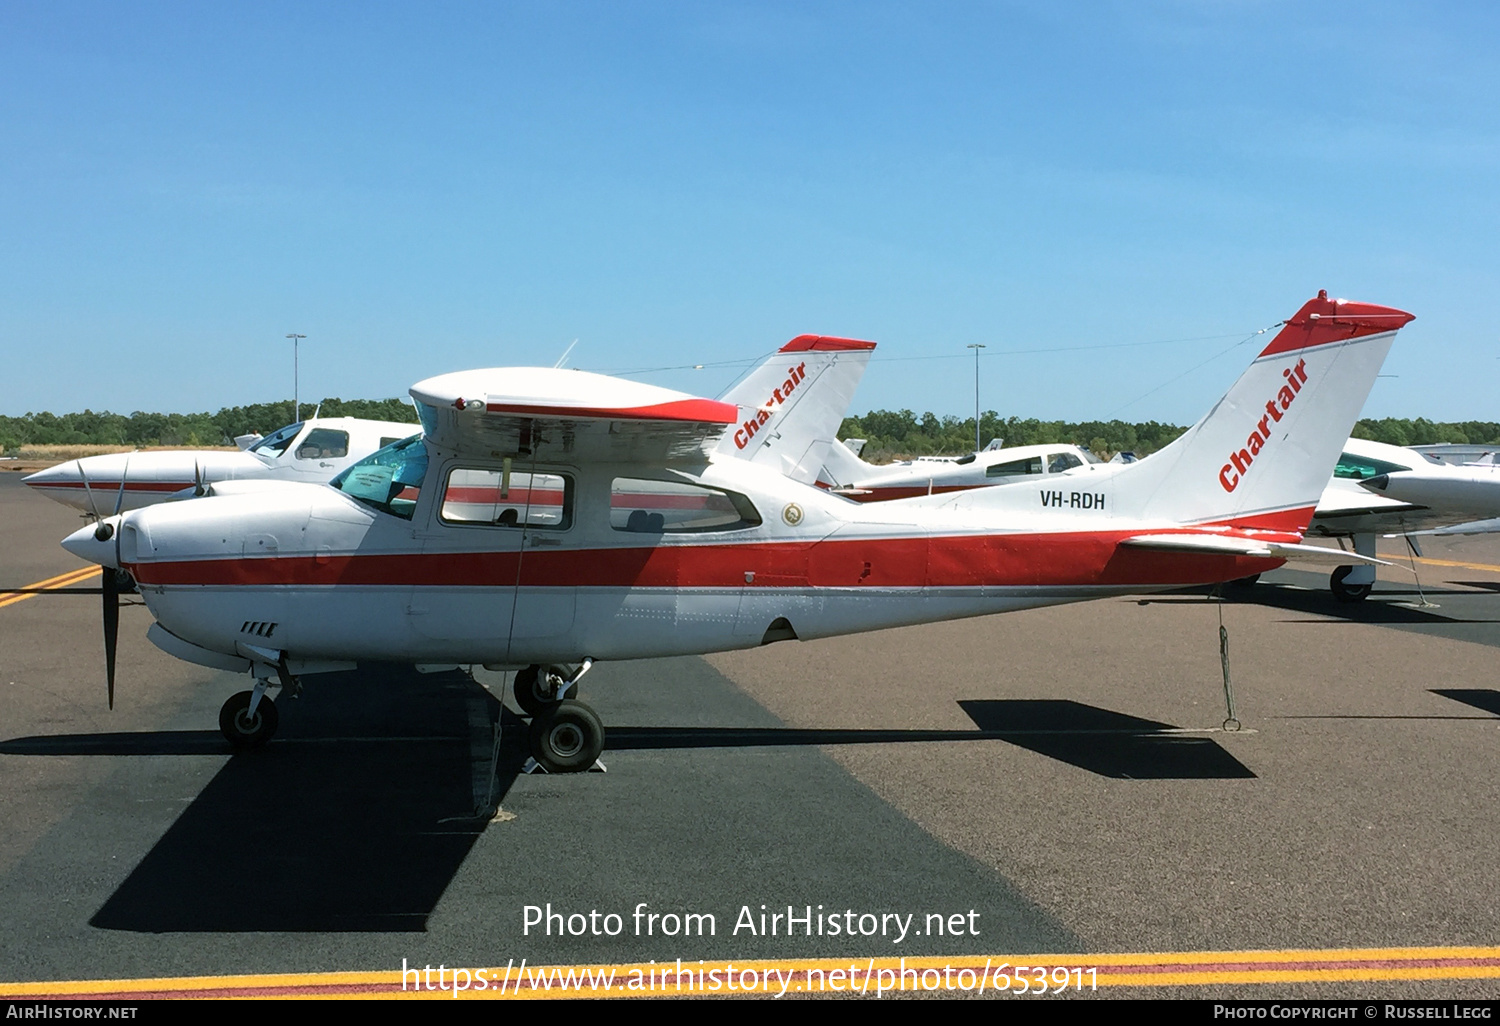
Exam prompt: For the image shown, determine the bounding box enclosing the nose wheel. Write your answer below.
[219,690,279,749]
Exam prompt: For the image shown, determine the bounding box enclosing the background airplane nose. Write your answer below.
[22,460,80,488]
[61,519,122,569]
[1360,474,1390,492]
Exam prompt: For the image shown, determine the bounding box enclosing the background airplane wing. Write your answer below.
[410,368,736,464]
[1120,533,1391,565]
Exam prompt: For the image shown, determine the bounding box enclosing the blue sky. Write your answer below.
[2,1,1496,425]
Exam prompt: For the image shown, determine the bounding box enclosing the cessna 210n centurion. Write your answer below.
[23,416,419,514]
[60,292,1412,772]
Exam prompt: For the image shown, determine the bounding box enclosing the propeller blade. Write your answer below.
[194,457,206,497]
[112,452,132,516]
[102,568,119,710]
[77,464,101,521]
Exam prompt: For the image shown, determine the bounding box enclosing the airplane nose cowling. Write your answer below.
[62,518,123,569]
[1360,474,1390,492]
[22,461,75,488]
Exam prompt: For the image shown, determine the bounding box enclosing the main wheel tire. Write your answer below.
[1330,565,1373,603]
[219,690,279,749]
[1228,573,1261,588]
[528,700,605,773]
[513,664,573,716]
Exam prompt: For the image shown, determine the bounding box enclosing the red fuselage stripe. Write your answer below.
[127,530,1286,589]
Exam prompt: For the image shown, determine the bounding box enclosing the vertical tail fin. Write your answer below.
[716,336,876,483]
[818,437,879,489]
[1108,291,1414,531]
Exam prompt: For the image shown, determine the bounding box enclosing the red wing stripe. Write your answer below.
[483,398,736,424]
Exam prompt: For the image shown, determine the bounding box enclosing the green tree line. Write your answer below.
[0,399,418,451]
[3,402,1494,459]
[839,411,1500,462]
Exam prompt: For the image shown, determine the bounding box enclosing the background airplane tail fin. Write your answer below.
[1107,291,1414,531]
[716,336,876,483]
[817,437,877,489]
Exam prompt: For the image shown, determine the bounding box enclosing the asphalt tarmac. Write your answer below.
[1,469,1497,999]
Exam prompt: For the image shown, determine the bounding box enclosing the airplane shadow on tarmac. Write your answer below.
[1,670,1250,932]
[1148,583,1500,625]
[82,664,516,934]
[605,698,1255,780]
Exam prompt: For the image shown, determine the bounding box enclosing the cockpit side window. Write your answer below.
[439,467,573,530]
[248,422,305,457]
[1047,451,1084,474]
[329,434,427,519]
[295,428,350,459]
[986,456,1043,479]
[1334,452,1412,479]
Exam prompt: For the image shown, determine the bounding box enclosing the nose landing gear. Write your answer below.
[515,661,605,773]
[219,689,278,748]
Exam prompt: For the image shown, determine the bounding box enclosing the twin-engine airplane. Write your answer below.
[60,292,1412,772]
[818,437,1102,500]
[22,416,420,513]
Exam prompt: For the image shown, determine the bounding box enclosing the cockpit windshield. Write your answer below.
[328,434,427,519]
[248,422,305,458]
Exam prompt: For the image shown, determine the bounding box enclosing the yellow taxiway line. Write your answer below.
[1379,552,1500,576]
[0,565,102,611]
[2,946,1499,999]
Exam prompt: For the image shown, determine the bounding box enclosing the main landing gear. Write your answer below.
[514,661,605,773]
[1330,565,1373,603]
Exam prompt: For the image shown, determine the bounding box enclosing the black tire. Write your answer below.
[513,664,573,716]
[528,700,605,773]
[219,690,278,749]
[1330,565,1373,603]
[1228,574,1261,588]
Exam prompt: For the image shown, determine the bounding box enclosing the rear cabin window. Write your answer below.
[295,428,349,459]
[610,478,761,533]
[985,456,1043,479]
[440,468,573,530]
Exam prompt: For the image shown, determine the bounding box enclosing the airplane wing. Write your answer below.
[410,368,737,464]
[1120,534,1391,565]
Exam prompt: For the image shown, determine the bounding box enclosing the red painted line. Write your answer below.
[483,398,736,424]
[126,529,1288,589]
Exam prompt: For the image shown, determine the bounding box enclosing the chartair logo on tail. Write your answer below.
[1220,358,1309,493]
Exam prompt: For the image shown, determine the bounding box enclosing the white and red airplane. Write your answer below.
[22,416,420,513]
[58,291,1412,770]
[1305,436,1500,600]
[818,437,1102,501]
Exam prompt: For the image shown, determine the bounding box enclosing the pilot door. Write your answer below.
[409,460,577,661]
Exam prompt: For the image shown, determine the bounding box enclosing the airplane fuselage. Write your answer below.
[90,452,1283,674]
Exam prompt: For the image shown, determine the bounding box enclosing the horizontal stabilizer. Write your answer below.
[1121,534,1391,566]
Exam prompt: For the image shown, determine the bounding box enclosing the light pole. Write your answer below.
[967,343,986,452]
[286,334,306,421]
